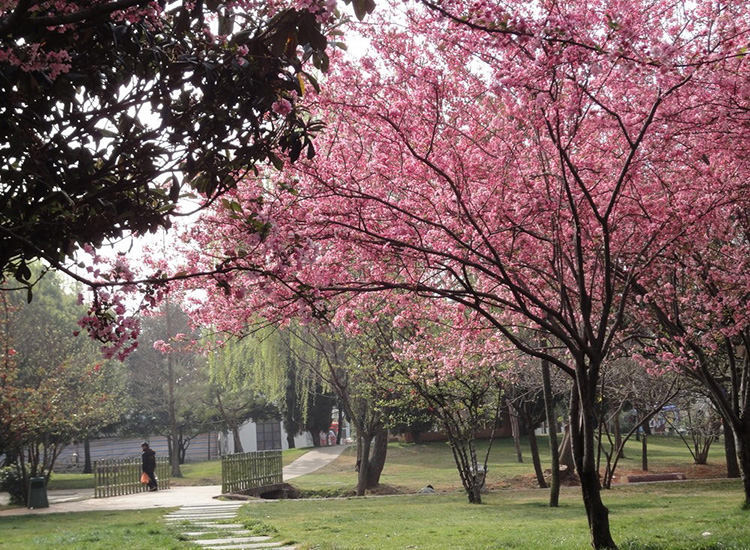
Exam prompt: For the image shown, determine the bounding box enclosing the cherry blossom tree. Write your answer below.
[631,207,750,506]
[384,310,506,504]
[172,1,750,548]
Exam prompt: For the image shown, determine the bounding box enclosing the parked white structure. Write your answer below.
[219,419,313,454]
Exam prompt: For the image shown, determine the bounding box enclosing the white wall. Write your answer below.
[220,421,313,454]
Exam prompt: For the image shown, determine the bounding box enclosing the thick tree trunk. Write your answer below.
[356,435,371,497]
[732,425,750,508]
[724,420,740,478]
[365,427,388,489]
[286,433,296,449]
[542,358,560,506]
[570,380,617,550]
[580,469,616,549]
[232,424,244,453]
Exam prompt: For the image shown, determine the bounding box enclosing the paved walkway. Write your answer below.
[281,445,347,480]
[0,444,348,517]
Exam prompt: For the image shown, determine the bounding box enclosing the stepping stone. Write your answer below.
[180,504,242,512]
[193,521,245,529]
[191,536,273,545]
[167,516,239,522]
[166,513,239,518]
[199,544,295,550]
[183,530,253,537]
[170,507,242,515]
[167,508,239,513]
[168,511,239,515]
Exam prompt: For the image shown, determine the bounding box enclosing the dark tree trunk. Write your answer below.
[336,407,344,445]
[642,433,648,472]
[542,358,560,506]
[232,424,244,453]
[82,438,92,474]
[724,420,740,478]
[365,427,388,489]
[570,379,617,550]
[733,425,750,508]
[580,468,616,549]
[286,433,296,449]
[356,434,371,497]
[528,425,547,488]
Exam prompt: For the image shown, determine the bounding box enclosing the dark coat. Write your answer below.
[142,447,156,472]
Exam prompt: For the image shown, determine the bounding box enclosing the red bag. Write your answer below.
[141,472,150,484]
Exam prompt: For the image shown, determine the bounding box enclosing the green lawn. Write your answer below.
[0,509,195,550]
[290,435,729,496]
[238,480,749,550]
[1,481,746,550]
[1,436,745,550]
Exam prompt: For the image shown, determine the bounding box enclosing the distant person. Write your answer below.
[141,442,158,491]
[327,429,336,446]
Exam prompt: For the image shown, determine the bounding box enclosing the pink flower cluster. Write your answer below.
[77,289,140,361]
[0,45,71,79]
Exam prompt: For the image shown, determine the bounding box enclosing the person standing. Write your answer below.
[141,442,158,491]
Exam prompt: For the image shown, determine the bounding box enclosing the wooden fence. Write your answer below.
[221,450,282,494]
[94,457,170,498]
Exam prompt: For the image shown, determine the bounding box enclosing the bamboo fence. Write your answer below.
[221,450,282,494]
[94,457,170,498]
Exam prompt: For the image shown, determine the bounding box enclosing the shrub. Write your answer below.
[0,466,25,504]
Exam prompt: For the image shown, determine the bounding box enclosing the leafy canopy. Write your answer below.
[0,0,333,292]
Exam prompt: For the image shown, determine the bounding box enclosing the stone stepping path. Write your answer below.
[165,502,296,550]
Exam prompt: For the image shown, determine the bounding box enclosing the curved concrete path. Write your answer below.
[0,445,349,517]
[282,444,347,480]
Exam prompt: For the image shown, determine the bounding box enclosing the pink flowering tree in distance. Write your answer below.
[171,1,750,548]
[631,206,750,505]
[380,301,508,504]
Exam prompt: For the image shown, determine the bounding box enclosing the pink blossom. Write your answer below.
[271,98,293,116]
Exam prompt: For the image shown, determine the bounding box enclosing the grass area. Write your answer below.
[241,480,749,550]
[290,434,729,496]
[47,472,95,490]
[1,437,744,549]
[0,509,195,550]
[2,481,747,549]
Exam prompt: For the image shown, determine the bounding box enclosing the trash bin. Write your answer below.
[27,477,49,509]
